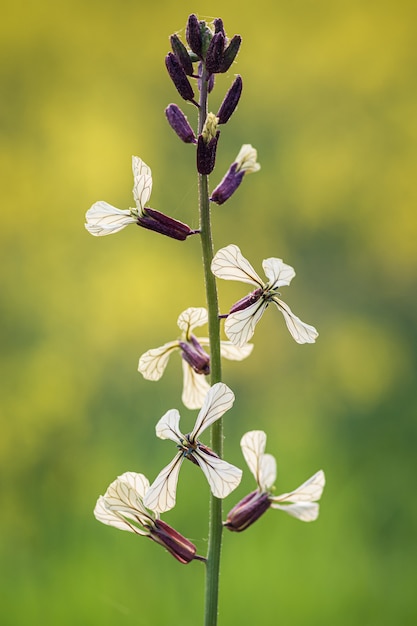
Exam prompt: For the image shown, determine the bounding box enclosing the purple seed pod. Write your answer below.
[217,75,243,124]
[205,31,225,74]
[165,53,196,104]
[219,35,242,73]
[170,34,194,76]
[165,104,197,144]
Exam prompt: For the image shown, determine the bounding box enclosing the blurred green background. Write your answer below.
[2,0,417,624]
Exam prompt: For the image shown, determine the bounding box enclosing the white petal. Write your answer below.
[193,448,242,498]
[219,340,254,361]
[94,495,147,534]
[85,201,135,236]
[143,454,183,513]
[272,298,319,344]
[211,244,263,287]
[177,307,208,335]
[102,475,150,521]
[155,409,183,443]
[132,156,152,210]
[271,470,326,504]
[114,472,150,500]
[181,361,210,410]
[262,257,295,289]
[224,300,267,347]
[190,382,235,440]
[270,501,320,522]
[258,453,277,492]
[138,341,179,381]
[241,430,269,487]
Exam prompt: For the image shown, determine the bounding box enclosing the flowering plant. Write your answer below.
[87,13,325,626]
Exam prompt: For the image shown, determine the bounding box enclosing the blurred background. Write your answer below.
[1,0,416,624]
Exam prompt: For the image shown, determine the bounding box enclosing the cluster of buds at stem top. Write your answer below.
[197,113,220,175]
[185,14,242,74]
[210,144,260,205]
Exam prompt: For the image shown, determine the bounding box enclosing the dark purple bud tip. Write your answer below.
[224,490,271,532]
[165,104,197,144]
[137,208,197,241]
[197,132,220,175]
[165,53,196,104]
[179,335,210,375]
[217,75,243,125]
[229,288,263,313]
[151,519,197,564]
[210,163,245,205]
[170,34,194,76]
[213,18,225,37]
[186,14,203,58]
[219,35,242,73]
[205,32,225,74]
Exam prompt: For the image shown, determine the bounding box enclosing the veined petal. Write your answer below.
[190,382,235,440]
[132,156,152,211]
[224,300,267,347]
[94,495,147,534]
[193,448,242,498]
[85,201,136,236]
[262,257,296,289]
[181,361,210,410]
[177,307,208,335]
[219,340,254,361]
[211,244,263,287]
[240,430,267,486]
[270,501,320,522]
[270,470,325,504]
[108,472,150,503]
[155,409,183,443]
[144,453,183,513]
[258,453,277,492]
[138,341,179,381]
[272,298,319,344]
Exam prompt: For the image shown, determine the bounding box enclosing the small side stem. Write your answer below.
[198,67,223,626]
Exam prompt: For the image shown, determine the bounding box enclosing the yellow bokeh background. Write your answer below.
[1,1,417,624]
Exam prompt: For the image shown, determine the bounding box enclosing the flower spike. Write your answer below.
[138,307,252,409]
[85,156,198,240]
[144,383,243,513]
[94,472,203,563]
[224,431,325,531]
[211,244,318,346]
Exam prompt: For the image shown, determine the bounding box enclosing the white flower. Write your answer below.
[236,430,325,525]
[93,471,199,563]
[138,307,253,410]
[143,383,243,513]
[211,244,318,347]
[85,156,152,236]
[234,144,261,174]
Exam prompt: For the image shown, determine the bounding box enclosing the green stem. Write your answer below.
[198,67,223,626]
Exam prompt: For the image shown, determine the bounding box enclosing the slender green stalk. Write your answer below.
[198,67,223,626]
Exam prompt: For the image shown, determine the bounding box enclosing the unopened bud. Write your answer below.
[219,35,242,73]
[165,104,197,144]
[165,53,196,104]
[137,208,198,241]
[213,18,225,37]
[170,34,194,76]
[186,14,203,58]
[217,75,243,124]
[150,519,197,564]
[205,32,225,74]
[197,132,219,175]
[224,490,271,532]
[210,144,260,205]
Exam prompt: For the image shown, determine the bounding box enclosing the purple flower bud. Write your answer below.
[213,18,225,37]
[224,490,271,532]
[205,32,225,74]
[228,288,263,313]
[165,104,197,144]
[210,163,245,205]
[179,335,210,375]
[197,132,220,175]
[217,75,243,124]
[219,35,242,73]
[165,53,196,104]
[186,14,203,58]
[150,519,197,563]
[137,207,198,241]
[170,34,194,76]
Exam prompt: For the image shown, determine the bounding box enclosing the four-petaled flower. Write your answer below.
[211,244,318,347]
[224,430,325,531]
[138,307,253,410]
[94,471,202,563]
[144,383,242,513]
[85,156,197,240]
